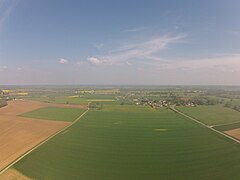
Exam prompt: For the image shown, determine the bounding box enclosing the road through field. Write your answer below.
[170,105,240,144]
[11,107,240,179]
[0,103,89,176]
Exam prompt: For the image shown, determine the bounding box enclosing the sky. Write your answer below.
[0,0,240,85]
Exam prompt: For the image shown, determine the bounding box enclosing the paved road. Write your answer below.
[170,105,240,144]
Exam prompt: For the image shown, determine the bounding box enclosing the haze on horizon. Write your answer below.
[0,0,240,85]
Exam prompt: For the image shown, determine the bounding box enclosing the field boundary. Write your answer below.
[0,107,89,175]
[212,121,240,128]
[170,105,240,144]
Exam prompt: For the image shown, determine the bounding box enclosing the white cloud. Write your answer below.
[0,65,7,69]
[142,54,240,73]
[0,65,7,71]
[87,57,107,66]
[94,43,104,49]
[123,27,148,33]
[58,58,69,64]
[175,54,240,72]
[93,34,186,65]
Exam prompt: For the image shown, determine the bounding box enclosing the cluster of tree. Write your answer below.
[174,97,219,106]
[224,102,240,112]
[89,102,103,110]
[192,97,219,105]
[0,99,7,108]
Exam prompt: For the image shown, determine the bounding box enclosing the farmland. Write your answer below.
[177,105,240,126]
[9,105,240,180]
[0,100,72,173]
[176,105,240,141]
[1,86,240,179]
[20,106,86,122]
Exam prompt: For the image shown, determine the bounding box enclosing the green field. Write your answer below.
[101,104,156,112]
[208,95,240,106]
[214,122,240,132]
[26,96,88,105]
[13,105,240,180]
[177,105,240,126]
[20,106,86,122]
[25,94,118,105]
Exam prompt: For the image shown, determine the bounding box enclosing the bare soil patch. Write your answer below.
[0,100,46,116]
[0,169,29,180]
[0,100,87,117]
[0,100,71,172]
[225,128,240,140]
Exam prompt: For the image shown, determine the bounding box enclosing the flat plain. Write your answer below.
[20,106,86,122]
[0,101,72,172]
[177,105,240,126]
[10,105,240,180]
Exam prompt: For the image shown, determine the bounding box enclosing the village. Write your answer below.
[133,97,196,109]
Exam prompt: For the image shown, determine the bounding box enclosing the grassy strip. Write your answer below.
[214,122,240,131]
[177,105,240,126]
[20,106,86,122]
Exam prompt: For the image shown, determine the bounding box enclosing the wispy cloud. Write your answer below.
[0,65,7,70]
[87,57,107,65]
[94,43,104,49]
[123,27,148,33]
[144,54,240,73]
[58,58,69,64]
[0,0,17,31]
[93,34,186,65]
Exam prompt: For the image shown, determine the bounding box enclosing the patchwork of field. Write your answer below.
[177,105,240,141]
[177,105,240,126]
[214,122,240,132]
[26,94,117,105]
[225,128,240,140]
[8,105,240,180]
[0,101,76,172]
[0,169,29,180]
[0,100,87,176]
[20,107,86,122]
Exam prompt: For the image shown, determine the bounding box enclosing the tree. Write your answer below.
[0,99,7,108]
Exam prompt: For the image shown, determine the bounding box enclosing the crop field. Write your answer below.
[177,105,240,126]
[26,96,88,105]
[101,104,156,112]
[0,100,72,173]
[8,105,240,180]
[25,93,118,105]
[20,106,86,122]
[214,122,240,131]
[208,96,240,106]
[224,128,240,140]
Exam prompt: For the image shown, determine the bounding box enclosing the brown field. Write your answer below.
[0,100,73,172]
[0,169,29,180]
[0,100,87,116]
[225,128,240,140]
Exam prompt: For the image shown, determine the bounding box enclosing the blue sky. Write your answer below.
[0,0,240,85]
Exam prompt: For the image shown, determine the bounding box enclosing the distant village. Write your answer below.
[0,89,14,101]
[133,98,196,109]
[0,90,9,107]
